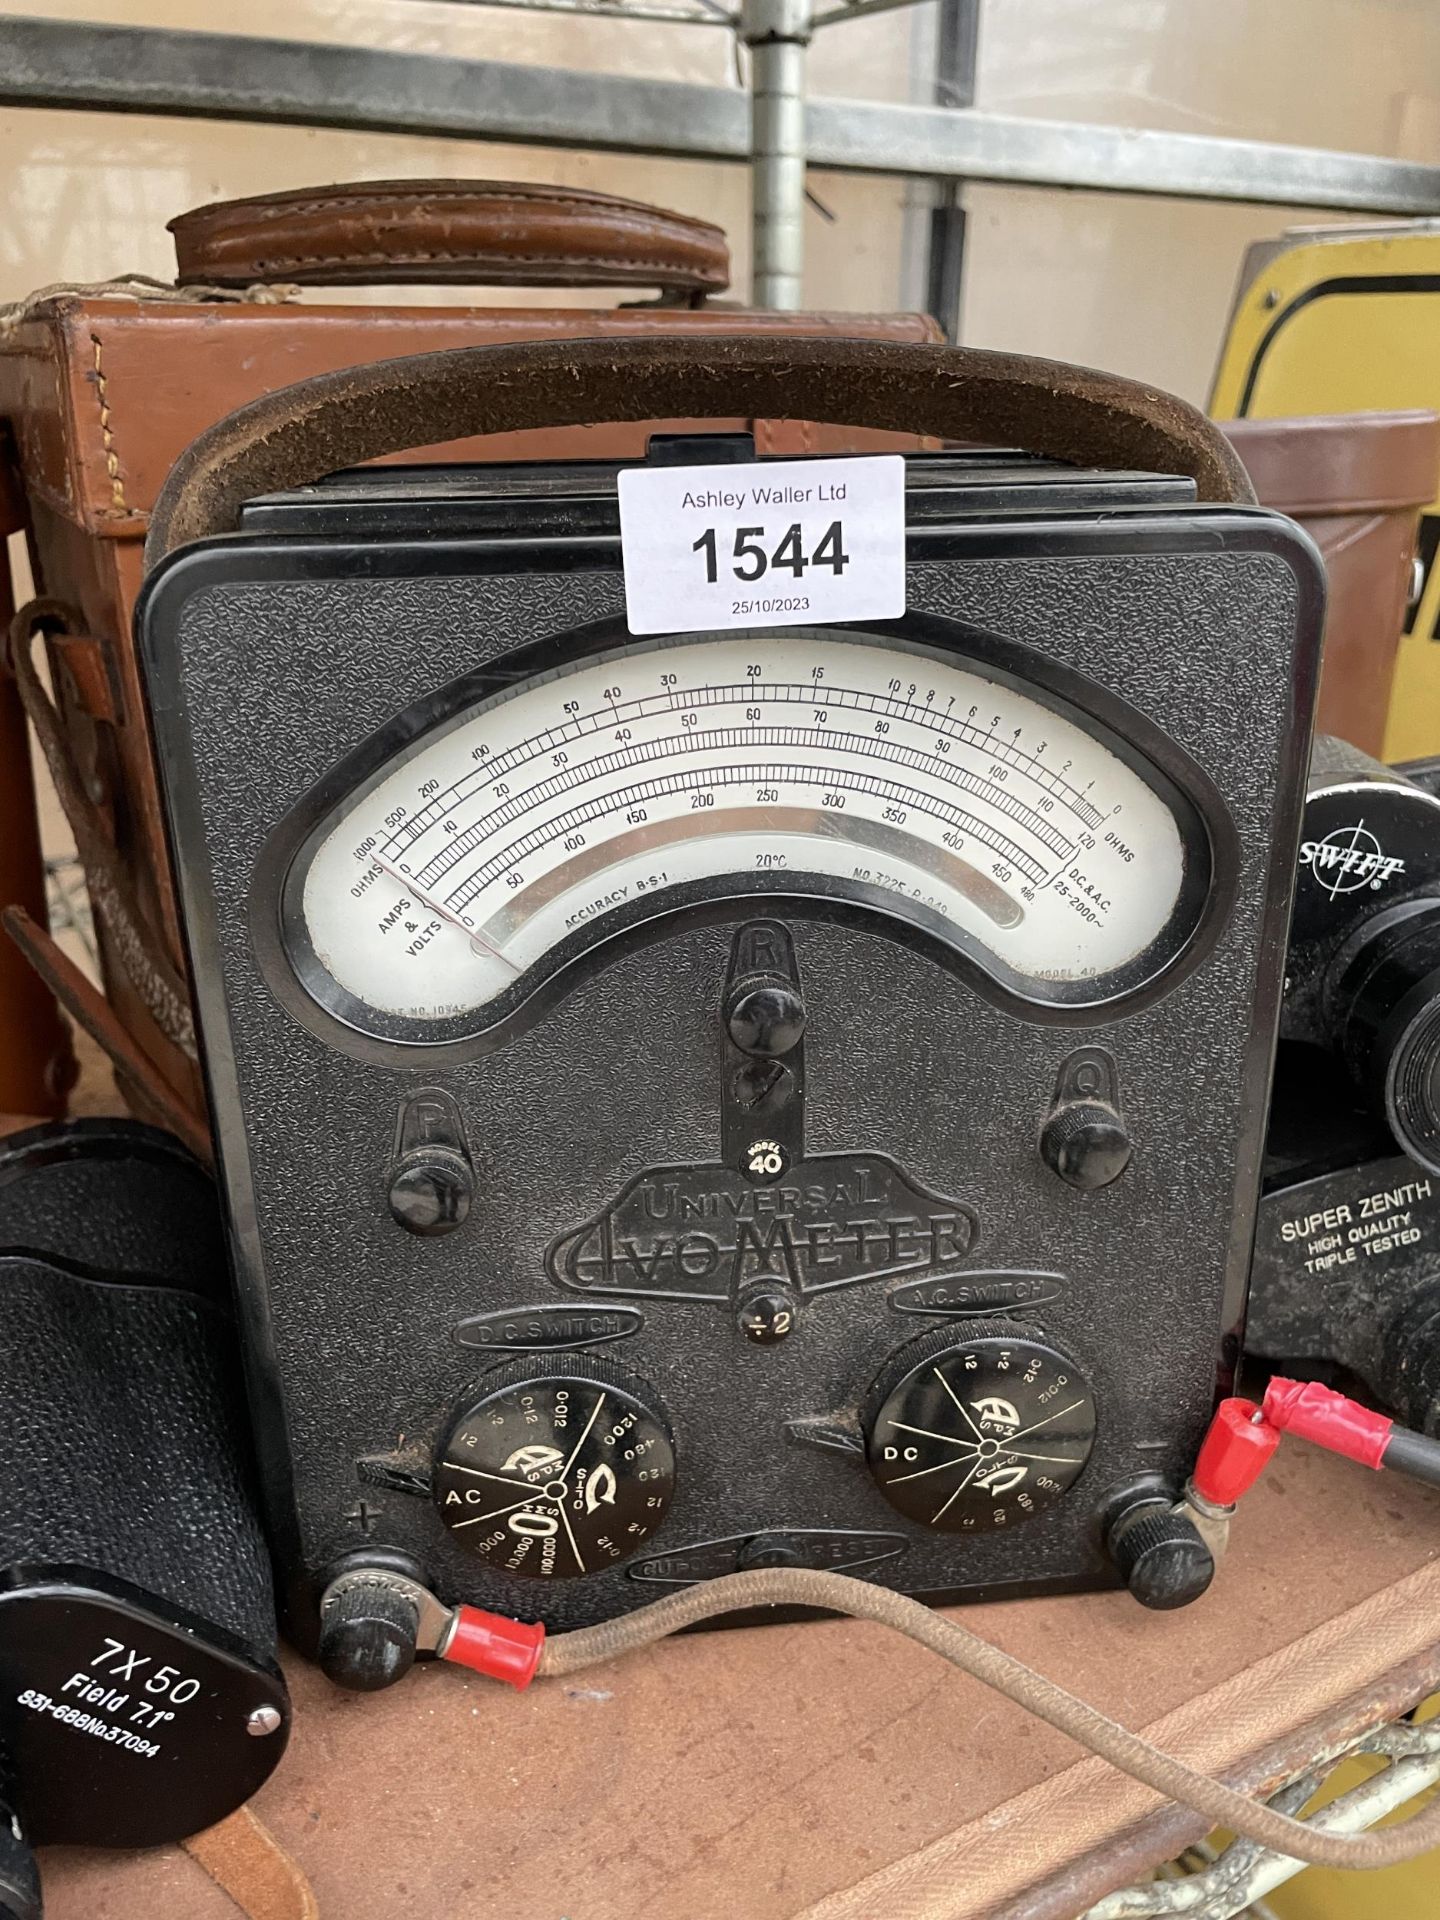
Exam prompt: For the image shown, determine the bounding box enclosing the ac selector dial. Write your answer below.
[862,1321,1097,1531]
[433,1355,675,1579]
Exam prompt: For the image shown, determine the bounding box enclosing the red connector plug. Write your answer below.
[439,1606,545,1688]
[1191,1396,1281,1507]
[1192,1378,1440,1496]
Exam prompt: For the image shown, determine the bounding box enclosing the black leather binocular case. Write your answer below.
[0,1120,288,1920]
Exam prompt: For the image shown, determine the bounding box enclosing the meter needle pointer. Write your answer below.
[374,855,521,973]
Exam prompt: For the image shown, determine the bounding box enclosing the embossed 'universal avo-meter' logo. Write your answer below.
[545,1152,978,1304]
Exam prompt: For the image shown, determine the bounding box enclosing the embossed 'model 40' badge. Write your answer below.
[546,1152,978,1305]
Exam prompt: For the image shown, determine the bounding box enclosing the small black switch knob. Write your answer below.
[318,1579,420,1691]
[1040,1102,1133,1190]
[721,923,806,1178]
[388,1087,475,1236]
[722,920,806,1058]
[389,1148,474,1235]
[1107,1504,1214,1611]
[725,979,806,1057]
[736,1280,799,1343]
[1040,1048,1132,1191]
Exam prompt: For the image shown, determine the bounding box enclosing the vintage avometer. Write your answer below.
[137,342,1323,1687]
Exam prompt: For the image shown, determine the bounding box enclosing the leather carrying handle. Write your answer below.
[145,333,1256,567]
[168,178,730,296]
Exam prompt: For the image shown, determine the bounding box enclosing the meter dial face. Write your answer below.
[276,627,1214,1046]
[863,1322,1097,1532]
[433,1361,676,1579]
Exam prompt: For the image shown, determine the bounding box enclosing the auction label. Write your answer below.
[617,454,906,636]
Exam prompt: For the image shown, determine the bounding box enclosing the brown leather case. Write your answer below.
[0,463,74,1117]
[1219,411,1440,756]
[0,178,941,1115]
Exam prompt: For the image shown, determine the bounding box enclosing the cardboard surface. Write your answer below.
[38,1442,1440,1919]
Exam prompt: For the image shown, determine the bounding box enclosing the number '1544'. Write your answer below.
[693,521,849,584]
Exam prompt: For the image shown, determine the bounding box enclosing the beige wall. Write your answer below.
[0,0,918,316]
[0,1,1434,399]
[960,0,1440,401]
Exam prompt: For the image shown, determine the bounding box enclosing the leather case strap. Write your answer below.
[7,599,196,1058]
[146,333,1257,567]
[1,908,210,1164]
[182,1806,318,1920]
[168,179,730,295]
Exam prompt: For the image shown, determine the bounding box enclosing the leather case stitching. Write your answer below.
[203,249,726,279]
[178,187,724,237]
[86,332,129,514]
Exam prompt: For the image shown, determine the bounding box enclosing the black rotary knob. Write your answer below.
[862,1321,1097,1532]
[1106,1502,1214,1611]
[316,1578,420,1691]
[388,1147,474,1235]
[725,978,806,1057]
[1039,1102,1132,1190]
[434,1356,676,1579]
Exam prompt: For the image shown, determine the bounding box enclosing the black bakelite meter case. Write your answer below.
[138,446,1322,1672]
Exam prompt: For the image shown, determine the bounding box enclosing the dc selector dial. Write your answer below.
[433,1357,675,1579]
[862,1321,1097,1531]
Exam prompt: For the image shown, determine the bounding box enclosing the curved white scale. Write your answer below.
[297,631,1187,1025]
